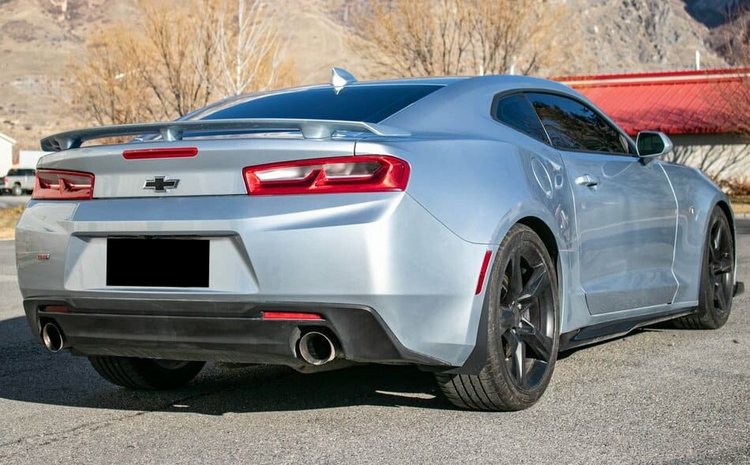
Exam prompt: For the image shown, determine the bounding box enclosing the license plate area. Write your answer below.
[106,238,209,288]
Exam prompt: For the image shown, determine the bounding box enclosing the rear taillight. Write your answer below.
[32,170,95,200]
[243,155,410,195]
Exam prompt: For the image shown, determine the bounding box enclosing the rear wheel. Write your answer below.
[436,224,560,411]
[89,356,205,390]
[11,184,22,196]
[673,207,734,330]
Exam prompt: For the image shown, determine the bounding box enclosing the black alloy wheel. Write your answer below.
[436,224,560,411]
[673,207,734,330]
[498,241,556,391]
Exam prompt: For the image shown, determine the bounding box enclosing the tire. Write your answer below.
[89,356,205,390]
[11,184,23,196]
[672,207,734,330]
[436,224,560,411]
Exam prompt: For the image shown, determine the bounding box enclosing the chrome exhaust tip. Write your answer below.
[298,331,337,366]
[41,322,66,353]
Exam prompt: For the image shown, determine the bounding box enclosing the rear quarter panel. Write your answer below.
[355,135,576,250]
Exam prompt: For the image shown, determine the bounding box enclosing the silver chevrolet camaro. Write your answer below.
[16,69,744,411]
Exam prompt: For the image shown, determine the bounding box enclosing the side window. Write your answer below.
[526,93,634,155]
[493,94,548,143]
[7,169,17,176]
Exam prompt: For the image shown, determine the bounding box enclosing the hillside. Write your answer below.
[0,0,740,149]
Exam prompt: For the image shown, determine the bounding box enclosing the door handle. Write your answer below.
[575,174,600,187]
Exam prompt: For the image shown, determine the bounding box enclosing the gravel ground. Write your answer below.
[0,222,748,464]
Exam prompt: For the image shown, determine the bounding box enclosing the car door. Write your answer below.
[21,169,32,190]
[526,92,678,314]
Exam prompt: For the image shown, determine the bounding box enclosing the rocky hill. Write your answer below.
[0,0,744,149]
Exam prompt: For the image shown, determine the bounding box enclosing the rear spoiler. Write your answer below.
[40,118,411,152]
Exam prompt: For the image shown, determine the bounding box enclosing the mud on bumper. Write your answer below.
[24,298,448,369]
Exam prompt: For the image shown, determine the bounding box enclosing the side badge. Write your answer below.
[37,253,50,261]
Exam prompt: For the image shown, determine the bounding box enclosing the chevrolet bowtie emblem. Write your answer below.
[144,176,179,192]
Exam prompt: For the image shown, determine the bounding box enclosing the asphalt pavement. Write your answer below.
[0,222,748,464]
[0,194,30,209]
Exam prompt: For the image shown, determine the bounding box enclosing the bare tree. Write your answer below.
[63,0,295,126]
[129,0,218,119]
[350,0,582,78]
[201,0,295,97]
[67,26,153,126]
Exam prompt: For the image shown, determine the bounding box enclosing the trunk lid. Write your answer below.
[37,138,357,198]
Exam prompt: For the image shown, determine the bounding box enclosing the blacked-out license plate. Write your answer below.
[106,238,209,288]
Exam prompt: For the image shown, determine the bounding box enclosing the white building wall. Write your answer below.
[667,134,750,179]
[0,134,15,177]
[17,150,47,169]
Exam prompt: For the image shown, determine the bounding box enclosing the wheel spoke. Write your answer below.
[510,251,524,301]
[715,285,728,310]
[517,319,552,362]
[712,224,722,251]
[511,333,525,383]
[502,326,519,358]
[518,264,547,302]
[711,256,732,275]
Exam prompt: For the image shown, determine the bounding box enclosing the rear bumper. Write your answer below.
[26,299,446,368]
[16,193,490,367]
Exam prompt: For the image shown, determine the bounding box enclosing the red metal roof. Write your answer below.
[556,68,750,136]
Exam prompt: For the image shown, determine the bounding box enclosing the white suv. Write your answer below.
[2,168,36,196]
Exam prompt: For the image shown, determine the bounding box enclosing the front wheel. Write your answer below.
[11,184,23,196]
[673,207,734,330]
[89,356,205,390]
[436,224,560,411]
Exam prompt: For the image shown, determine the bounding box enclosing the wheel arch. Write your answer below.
[517,216,559,267]
[449,214,564,375]
[715,200,736,255]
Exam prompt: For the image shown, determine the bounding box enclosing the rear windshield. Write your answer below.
[194,85,442,123]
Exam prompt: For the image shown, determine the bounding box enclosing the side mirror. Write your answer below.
[636,131,673,164]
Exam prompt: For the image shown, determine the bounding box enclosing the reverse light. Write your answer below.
[262,311,324,320]
[243,155,410,195]
[32,170,95,200]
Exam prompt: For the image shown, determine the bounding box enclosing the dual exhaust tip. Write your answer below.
[41,322,66,353]
[298,331,338,366]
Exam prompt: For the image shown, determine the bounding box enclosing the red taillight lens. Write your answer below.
[243,155,410,195]
[32,170,95,200]
[123,147,198,160]
[43,305,70,313]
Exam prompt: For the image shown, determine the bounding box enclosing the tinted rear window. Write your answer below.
[494,94,548,143]
[196,85,442,123]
